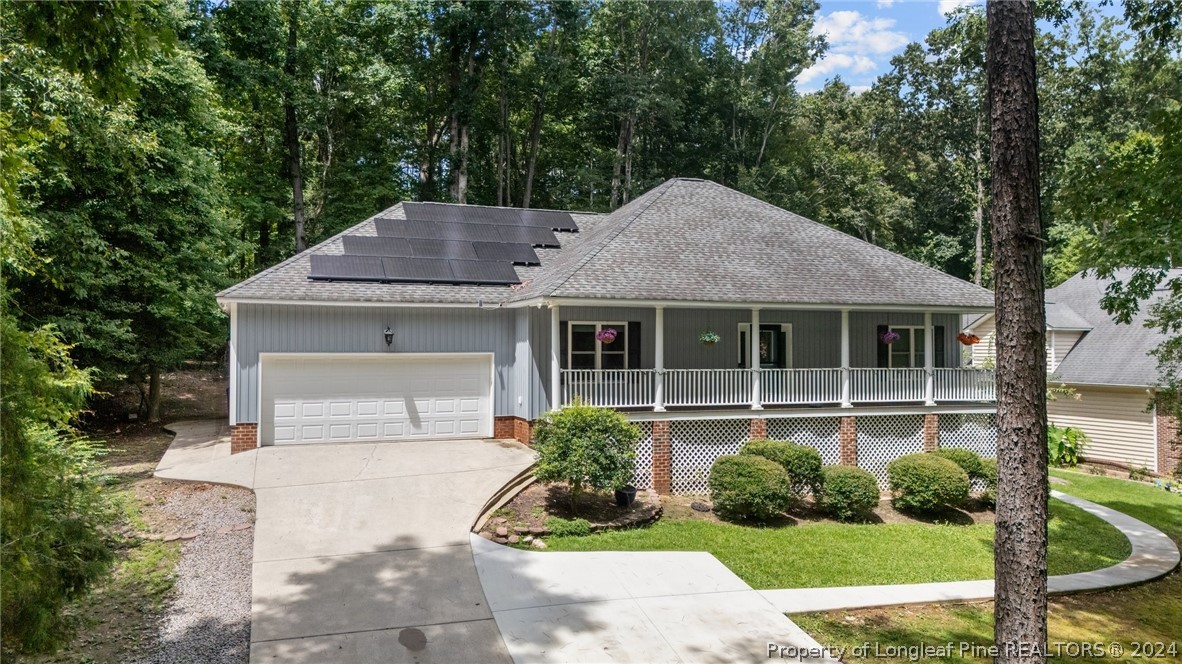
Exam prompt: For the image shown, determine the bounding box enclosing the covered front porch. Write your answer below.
[543,303,994,411]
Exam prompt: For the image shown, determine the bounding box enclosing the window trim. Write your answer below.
[567,321,629,370]
[886,325,924,369]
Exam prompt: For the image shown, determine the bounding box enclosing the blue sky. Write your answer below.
[798,0,981,92]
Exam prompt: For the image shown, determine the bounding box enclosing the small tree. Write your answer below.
[532,402,640,513]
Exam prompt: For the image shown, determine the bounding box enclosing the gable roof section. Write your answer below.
[219,178,994,309]
[1048,269,1178,387]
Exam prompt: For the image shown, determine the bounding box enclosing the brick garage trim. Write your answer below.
[749,418,767,440]
[1158,401,1180,476]
[230,423,258,454]
[839,416,857,465]
[652,420,672,495]
[923,413,939,452]
[494,416,533,446]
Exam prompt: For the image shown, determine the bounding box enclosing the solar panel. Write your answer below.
[380,257,455,283]
[341,236,414,257]
[448,260,521,284]
[496,225,560,247]
[404,202,523,226]
[407,238,479,260]
[459,207,521,225]
[521,209,579,232]
[473,242,540,265]
[309,255,386,281]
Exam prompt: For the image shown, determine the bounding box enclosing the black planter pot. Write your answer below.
[614,485,638,508]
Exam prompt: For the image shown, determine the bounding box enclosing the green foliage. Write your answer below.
[979,457,999,505]
[1,299,120,654]
[931,448,986,479]
[532,403,640,514]
[739,439,824,500]
[545,516,592,537]
[1048,424,1088,466]
[887,453,971,513]
[817,466,880,522]
[707,455,793,522]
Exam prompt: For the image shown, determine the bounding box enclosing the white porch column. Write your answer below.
[750,308,763,410]
[840,310,852,408]
[654,306,666,412]
[923,311,935,406]
[550,304,561,410]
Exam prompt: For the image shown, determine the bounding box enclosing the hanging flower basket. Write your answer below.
[699,330,721,346]
[879,330,901,345]
[596,327,618,344]
[957,332,981,346]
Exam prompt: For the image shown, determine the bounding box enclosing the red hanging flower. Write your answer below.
[957,332,981,346]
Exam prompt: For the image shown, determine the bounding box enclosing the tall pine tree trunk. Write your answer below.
[609,114,633,210]
[974,137,986,285]
[522,97,544,209]
[284,0,307,253]
[147,366,162,424]
[988,2,1048,661]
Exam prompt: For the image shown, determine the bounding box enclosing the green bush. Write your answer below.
[1048,424,1087,466]
[707,455,793,522]
[545,517,592,537]
[979,458,998,506]
[740,439,824,500]
[817,466,881,522]
[931,448,985,479]
[532,402,640,514]
[886,453,971,513]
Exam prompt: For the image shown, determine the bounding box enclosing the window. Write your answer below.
[738,323,793,369]
[568,322,628,370]
[877,325,947,368]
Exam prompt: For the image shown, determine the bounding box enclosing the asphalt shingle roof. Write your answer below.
[1046,269,1179,387]
[219,178,994,309]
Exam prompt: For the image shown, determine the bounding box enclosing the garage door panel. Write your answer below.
[329,402,352,417]
[275,403,298,419]
[328,424,353,440]
[301,425,325,440]
[458,419,481,435]
[459,398,480,413]
[436,399,456,414]
[357,401,379,417]
[274,426,297,443]
[382,400,405,416]
[302,403,324,418]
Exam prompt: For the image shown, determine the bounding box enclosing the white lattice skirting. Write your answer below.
[939,412,998,491]
[631,421,654,490]
[767,417,842,465]
[670,419,749,494]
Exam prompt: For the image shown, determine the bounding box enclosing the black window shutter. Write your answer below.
[627,321,642,369]
[876,325,889,368]
[559,321,568,370]
[935,326,946,367]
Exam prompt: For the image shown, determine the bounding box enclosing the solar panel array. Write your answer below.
[308,203,578,286]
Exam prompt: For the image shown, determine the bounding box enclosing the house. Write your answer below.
[964,270,1180,476]
[217,178,1000,493]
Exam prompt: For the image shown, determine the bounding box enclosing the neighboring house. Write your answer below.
[964,270,1181,476]
[217,178,1000,493]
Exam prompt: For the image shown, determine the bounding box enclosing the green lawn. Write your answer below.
[794,470,1182,662]
[545,495,1129,589]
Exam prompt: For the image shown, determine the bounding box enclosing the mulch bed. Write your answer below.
[479,482,663,544]
[661,494,996,527]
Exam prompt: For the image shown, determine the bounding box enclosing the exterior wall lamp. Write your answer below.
[384,327,394,346]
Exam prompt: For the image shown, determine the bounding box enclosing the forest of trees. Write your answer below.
[1,0,1179,653]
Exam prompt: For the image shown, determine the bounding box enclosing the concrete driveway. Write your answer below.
[157,422,535,663]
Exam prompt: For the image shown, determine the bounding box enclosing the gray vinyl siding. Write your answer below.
[235,304,518,422]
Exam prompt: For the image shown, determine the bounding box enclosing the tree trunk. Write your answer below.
[610,114,634,210]
[497,78,509,207]
[147,367,162,424]
[522,96,545,209]
[623,112,636,206]
[987,2,1049,662]
[973,146,986,285]
[284,0,307,253]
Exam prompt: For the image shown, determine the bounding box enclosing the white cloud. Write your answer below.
[876,0,896,8]
[938,0,978,16]
[798,10,908,89]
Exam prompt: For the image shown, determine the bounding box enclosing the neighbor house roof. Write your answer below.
[1046,269,1179,387]
[219,178,994,310]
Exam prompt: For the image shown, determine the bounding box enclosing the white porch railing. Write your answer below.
[934,368,996,402]
[665,369,752,407]
[559,367,995,409]
[562,369,655,408]
[850,368,926,403]
[762,368,843,405]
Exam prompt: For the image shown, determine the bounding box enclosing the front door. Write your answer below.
[738,324,790,369]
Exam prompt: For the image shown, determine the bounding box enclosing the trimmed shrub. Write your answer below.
[817,466,880,522]
[707,455,793,522]
[931,448,985,479]
[1048,424,1087,466]
[740,439,824,500]
[979,457,998,505]
[533,402,640,514]
[887,453,970,513]
[545,517,592,537]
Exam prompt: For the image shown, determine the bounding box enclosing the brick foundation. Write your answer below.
[749,418,767,440]
[839,416,857,465]
[1158,401,1180,477]
[494,416,533,445]
[230,423,258,454]
[652,420,672,495]
[923,413,939,452]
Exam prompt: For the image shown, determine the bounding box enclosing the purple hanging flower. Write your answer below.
[596,327,618,344]
[879,330,901,345]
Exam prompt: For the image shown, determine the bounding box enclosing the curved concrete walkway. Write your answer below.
[155,420,536,663]
[759,489,1180,614]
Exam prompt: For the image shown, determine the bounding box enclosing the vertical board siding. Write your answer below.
[849,312,963,368]
[237,304,517,422]
[1048,386,1157,469]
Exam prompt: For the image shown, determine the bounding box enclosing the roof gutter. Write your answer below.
[523,297,994,314]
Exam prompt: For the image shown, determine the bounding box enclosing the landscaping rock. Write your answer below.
[493,517,507,525]
[529,526,547,535]
[495,526,509,537]
[514,525,530,534]
[531,539,547,549]
[507,535,520,544]
[691,501,712,512]
[524,535,534,543]
[494,537,509,544]
[479,531,494,540]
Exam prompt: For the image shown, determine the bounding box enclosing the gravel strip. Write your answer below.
[135,484,254,664]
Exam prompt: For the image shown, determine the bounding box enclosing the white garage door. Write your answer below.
[260,354,493,445]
